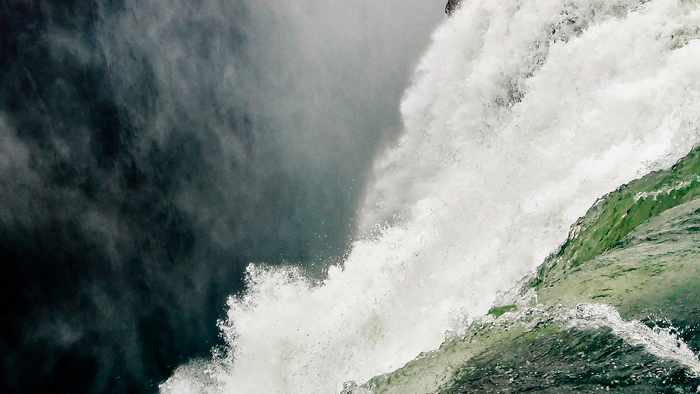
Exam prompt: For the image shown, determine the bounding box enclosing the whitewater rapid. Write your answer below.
[162,0,700,392]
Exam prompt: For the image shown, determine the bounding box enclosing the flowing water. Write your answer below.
[162,0,700,392]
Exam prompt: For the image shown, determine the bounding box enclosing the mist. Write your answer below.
[0,0,442,393]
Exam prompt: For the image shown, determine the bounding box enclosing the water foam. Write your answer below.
[162,0,700,392]
[569,303,700,376]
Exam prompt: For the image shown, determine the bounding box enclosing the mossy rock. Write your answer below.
[345,147,700,394]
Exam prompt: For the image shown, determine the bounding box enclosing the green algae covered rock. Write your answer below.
[532,146,700,289]
[531,145,700,353]
[343,147,700,394]
[536,198,700,349]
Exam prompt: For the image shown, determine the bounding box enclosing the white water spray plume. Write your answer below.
[162,0,700,393]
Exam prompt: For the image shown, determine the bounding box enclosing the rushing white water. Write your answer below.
[161,0,700,393]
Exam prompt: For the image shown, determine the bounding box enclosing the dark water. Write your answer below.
[0,1,439,392]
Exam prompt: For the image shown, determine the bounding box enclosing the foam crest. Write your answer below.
[569,304,700,376]
[163,0,700,392]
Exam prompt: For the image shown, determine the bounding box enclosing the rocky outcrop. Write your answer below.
[445,0,461,16]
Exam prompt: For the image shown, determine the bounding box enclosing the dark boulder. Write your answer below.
[445,0,461,16]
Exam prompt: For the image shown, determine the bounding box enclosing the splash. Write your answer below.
[570,304,700,376]
[162,0,700,392]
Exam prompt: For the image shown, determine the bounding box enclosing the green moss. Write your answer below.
[487,304,517,318]
[529,146,700,290]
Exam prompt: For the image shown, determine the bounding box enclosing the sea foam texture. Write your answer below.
[161,0,700,392]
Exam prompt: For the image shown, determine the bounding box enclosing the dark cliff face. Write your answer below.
[0,0,442,391]
[1,1,249,392]
[0,1,364,393]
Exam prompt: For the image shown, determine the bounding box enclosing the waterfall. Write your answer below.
[162,0,700,392]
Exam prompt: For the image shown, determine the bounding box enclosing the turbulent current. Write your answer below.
[162,0,700,393]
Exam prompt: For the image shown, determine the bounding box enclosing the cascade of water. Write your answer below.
[162,0,700,392]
